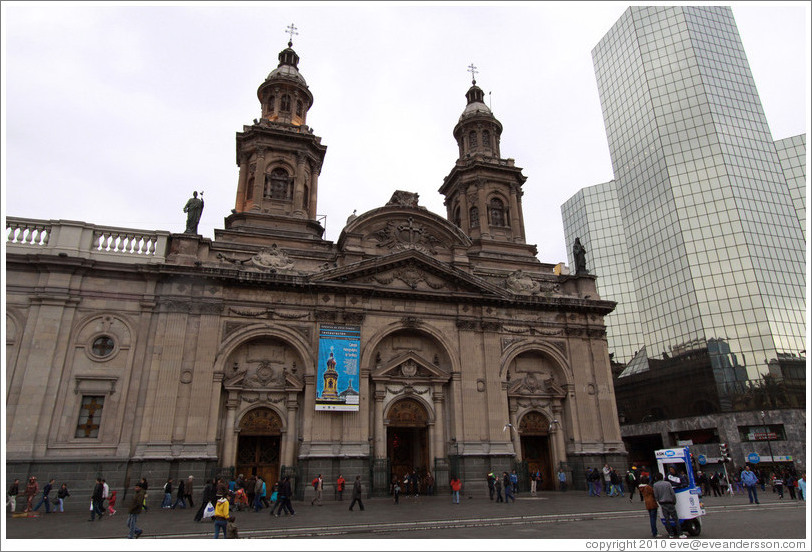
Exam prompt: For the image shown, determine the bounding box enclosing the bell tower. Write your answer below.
[223,25,328,244]
[439,65,540,268]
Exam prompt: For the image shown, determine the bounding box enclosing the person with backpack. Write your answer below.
[310,474,323,506]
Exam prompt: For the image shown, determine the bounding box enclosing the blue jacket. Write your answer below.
[741,470,758,486]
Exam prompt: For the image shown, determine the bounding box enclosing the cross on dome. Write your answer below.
[286,23,298,46]
[467,63,479,85]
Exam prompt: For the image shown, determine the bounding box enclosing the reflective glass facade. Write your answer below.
[571,6,805,394]
[775,134,807,241]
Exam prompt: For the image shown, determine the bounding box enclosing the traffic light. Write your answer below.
[719,443,730,462]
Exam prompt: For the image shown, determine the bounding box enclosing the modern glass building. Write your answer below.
[572,5,806,402]
[561,7,807,472]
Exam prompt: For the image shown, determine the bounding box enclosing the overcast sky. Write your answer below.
[2,1,808,266]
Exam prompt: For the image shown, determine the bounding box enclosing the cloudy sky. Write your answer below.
[2,1,808,266]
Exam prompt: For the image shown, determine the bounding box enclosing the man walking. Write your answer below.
[127,482,145,539]
[32,478,55,513]
[653,472,686,538]
[348,476,364,511]
[741,464,760,504]
[184,476,195,508]
[89,478,105,521]
[311,474,323,506]
[558,468,567,492]
[7,479,19,513]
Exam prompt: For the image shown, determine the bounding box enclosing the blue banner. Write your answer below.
[316,324,361,412]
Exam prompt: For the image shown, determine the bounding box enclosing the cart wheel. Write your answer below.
[684,519,701,536]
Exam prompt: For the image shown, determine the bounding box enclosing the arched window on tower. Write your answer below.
[246,177,254,201]
[469,206,479,229]
[489,198,507,227]
[281,95,291,112]
[453,205,461,227]
[268,95,275,114]
[267,168,291,200]
[482,130,491,149]
[303,184,310,209]
[296,100,303,117]
[468,130,478,148]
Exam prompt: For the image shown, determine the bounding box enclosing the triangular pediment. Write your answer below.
[310,249,509,298]
[372,350,450,381]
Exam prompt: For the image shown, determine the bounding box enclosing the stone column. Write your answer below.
[221,394,239,467]
[508,186,522,241]
[293,151,307,216]
[477,182,490,237]
[374,389,386,459]
[235,154,248,212]
[284,393,299,466]
[551,405,567,468]
[432,386,446,462]
[251,149,266,210]
[458,188,469,232]
[308,168,320,220]
[509,404,521,460]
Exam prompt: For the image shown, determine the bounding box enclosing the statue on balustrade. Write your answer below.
[183,191,204,234]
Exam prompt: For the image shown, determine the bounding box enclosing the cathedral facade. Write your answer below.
[5,40,624,499]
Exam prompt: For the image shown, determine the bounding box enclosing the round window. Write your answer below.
[91,336,115,358]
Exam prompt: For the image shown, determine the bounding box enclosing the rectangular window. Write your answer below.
[737,424,785,442]
[75,395,105,438]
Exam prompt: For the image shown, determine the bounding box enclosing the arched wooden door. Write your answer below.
[386,398,430,485]
[236,408,282,486]
[519,411,554,490]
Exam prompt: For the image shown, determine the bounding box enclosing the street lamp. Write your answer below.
[759,410,775,468]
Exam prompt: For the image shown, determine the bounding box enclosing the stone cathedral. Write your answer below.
[5,39,625,500]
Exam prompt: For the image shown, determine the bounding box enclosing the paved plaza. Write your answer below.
[4,487,807,542]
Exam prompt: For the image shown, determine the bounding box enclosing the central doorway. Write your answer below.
[235,408,282,485]
[386,398,429,486]
[519,411,554,490]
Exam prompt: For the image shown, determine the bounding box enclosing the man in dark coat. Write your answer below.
[89,478,105,521]
[348,476,365,511]
[127,482,145,539]
[194,479,215,522]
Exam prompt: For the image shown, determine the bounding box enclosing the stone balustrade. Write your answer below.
[6,217,171,264]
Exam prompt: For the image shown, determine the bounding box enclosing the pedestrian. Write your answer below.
[184,476,195,508]
[503,472,515,503]
[162,478,173,508]
[102,479,110,513]
[172,477,186,509]
[88,478,104,521]
[785,472,796,500]
[245,475,255,510]
[226,515,239,539]
[425,471,435,496]
[510,469,519,495]
[234,487,248,511]
[56,483,71,513]
[393,480,401,504]
[23,476,38,513]
[450,476,461,504]
[487,472,496,500]
[33,478,55,513]
[638,476,660,538]
[139,478,149,511]
[272,475,295,517]
[7,478,19,513]
[710,472,721,497]
[741,464,760,504]
[602,464,612,496]
[194,479,216,522]
[530,468,539,495]
[311,474,323,506]
[626,468,637,501]
[126,482,145,539]
[348,476,364,511]
[558,468,567,492]
[107,489,117,515]
[772,473,784,499]
[652,472,686,538]
[213,493,229,538]
[410,470,419,497]
[336,474,346,501]
[798,473,806,501]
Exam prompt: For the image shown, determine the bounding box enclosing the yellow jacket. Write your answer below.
[214,497,229,519]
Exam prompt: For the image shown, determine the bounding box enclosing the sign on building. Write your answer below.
[316,324,361,411]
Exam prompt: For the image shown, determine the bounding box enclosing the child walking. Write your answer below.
[107,490,117,516]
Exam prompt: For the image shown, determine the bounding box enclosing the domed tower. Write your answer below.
[225,33,327,242]
[439,69,539,267]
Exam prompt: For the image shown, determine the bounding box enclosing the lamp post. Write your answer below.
[759,410,775,469]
